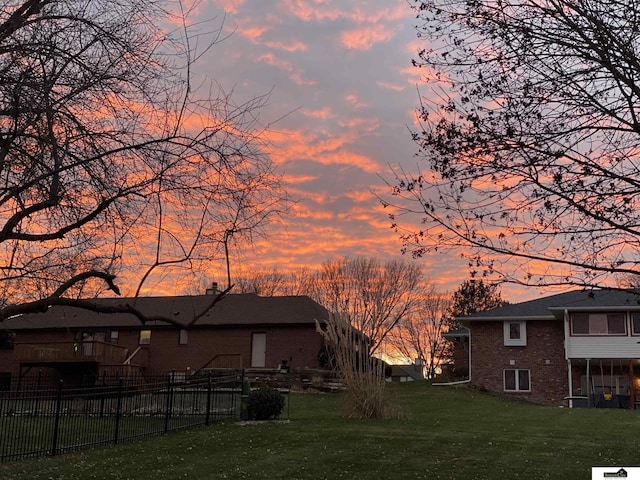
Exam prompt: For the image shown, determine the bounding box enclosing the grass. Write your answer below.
[1,382,638,479]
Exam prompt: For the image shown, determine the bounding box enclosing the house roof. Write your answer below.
[459,289,640,322]
[389,364,424,381]
[442,327,470,339]
[1,294,330,330]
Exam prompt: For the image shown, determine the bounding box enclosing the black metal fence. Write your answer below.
[0,371,243,463]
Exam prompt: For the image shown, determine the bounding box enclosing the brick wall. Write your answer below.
[0,324,326,380]
[142,325,324,371]
[470,320,568,406]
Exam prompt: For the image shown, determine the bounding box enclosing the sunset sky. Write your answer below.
[168,0,534,302]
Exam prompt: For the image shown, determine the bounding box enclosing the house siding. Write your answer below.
[566,335,640,359]
[470,320,567,406]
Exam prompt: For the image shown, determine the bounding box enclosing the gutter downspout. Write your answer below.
[433,327,471,386]
[565,309,573,408]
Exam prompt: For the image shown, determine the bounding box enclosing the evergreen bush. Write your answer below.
[247,386,285,420]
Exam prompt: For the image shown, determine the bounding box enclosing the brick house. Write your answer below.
[0,293,330,387]
[460,289,640,408]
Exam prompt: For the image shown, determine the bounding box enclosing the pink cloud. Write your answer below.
[377,80,405,92]
[256,53,316,85]
[263,40,309,52]
[344,93,369,109]
[301,107,336,119]
[279,0,344,22]
[337,116,380,133]
[210,0,247,14]
[239,25,270,39]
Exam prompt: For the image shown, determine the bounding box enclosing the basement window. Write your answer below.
[504,369,531,392]
[139,330,151,345]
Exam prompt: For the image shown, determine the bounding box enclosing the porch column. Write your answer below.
[586,358,591,408]
[629,360,635,410]
[567,359,573,408]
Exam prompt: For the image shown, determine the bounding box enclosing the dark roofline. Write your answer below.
[458,289,640,322]
[1,293,330,330]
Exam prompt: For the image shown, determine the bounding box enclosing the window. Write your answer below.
[632,314,640,335]
[179,329,188,345]
[110,330,119,344]
[0,331,14,350]
[139,330,151,345]
[570,313,627,336]
[503,321,526,346]
[504,369,531,392]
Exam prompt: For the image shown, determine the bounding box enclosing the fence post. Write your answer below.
[113,377,123,445]
[164,374,173,433]
[205,372,212,426]
[99,370,106,418]
[240,370,250,421]
[34,369,42,417]
[51,380,63,457]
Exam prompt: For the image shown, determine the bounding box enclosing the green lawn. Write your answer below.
[1,383,637,479]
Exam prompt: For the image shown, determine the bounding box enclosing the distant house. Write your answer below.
[441,327,470,379]
[387,363,424,382]
[0,293,330,388]
[460,289,640,408]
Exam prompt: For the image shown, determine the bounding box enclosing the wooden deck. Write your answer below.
[13,341,148,367]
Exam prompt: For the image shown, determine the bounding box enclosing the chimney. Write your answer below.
[205,282,218,295]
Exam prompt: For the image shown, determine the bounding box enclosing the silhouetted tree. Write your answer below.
[444,280,509,331]
[0,0,288,321]
[383,0,640,289]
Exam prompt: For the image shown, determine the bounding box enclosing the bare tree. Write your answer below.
[309,257,424,355]
[233,267,313,296]
[383,0,640,289]
[388,284,451,379]
[0,0,288,320]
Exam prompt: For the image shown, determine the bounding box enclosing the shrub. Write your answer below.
[247,387,285,420]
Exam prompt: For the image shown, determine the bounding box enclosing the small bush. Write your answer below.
[247,387,285,420]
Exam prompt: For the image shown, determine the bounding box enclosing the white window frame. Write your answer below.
[570,313,627,336]
[504,369,531,392]
[503,321,527,346]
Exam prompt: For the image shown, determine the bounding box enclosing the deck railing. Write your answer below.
[13,341,147,367]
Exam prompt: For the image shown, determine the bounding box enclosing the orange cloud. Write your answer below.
[282,173,319,184]
[340,24,395,50]
[240,25,270,39]
[265,125,381,173]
